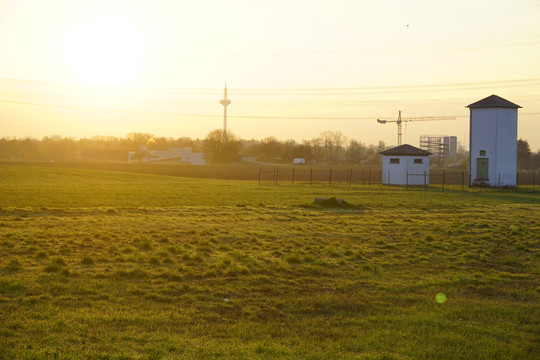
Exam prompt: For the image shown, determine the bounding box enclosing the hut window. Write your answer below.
[414,158,423,164]
[479,150,486,156]
[389,158,400,164]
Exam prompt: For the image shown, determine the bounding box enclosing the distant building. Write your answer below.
[380,144,431,185]
[128,147,206,165]
[419,135,457,166]
[467,95,521,187]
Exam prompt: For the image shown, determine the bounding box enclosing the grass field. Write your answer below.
[1,165,539,359]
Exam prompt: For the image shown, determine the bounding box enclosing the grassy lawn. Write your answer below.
[1,165,539,359]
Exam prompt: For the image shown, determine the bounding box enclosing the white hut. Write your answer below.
[467,95,521,187]
[380,144,431,185]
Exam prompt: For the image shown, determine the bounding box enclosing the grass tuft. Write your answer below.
[80,255,94,265]
[285,254,302,264]
[35,250,48,260]
[4,258,22,272]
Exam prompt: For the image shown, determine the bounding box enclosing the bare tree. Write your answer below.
[257,136,283,161]
[346,139,366,165]
[203,129,242,163]
[319,130,347,164]
[125,132,154,148]
[309,137,324,163]
[517,138,532,170]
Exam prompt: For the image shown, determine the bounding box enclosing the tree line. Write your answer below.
[0,130,391,166]
[0,130,538,169]
[203,129,390,165]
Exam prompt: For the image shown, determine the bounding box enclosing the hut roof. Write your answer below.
[379,144,431,156]
[466,95,521,109]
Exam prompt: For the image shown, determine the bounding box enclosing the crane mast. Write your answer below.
[377,110,455,146]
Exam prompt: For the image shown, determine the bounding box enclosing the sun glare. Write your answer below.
[65,17,143,86]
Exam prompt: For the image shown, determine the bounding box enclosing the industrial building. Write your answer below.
[419,135,457,166]
[128,147,206,165]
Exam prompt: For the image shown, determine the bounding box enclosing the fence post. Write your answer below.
[498,173,501,188]
[349,169,352,188]
[292,168,295,186]
[424,171,427,191]
[275,168,279,185]
[516,172,519,192]
[442,170,445,191]
[363,169,365,187]
[329,169,332,185]
[368,169,371,187]
[461,171,465,192]
[310,168,313,186]
[258,168,261,186]
[533,172,536,192]
[406,170,408,190]
[387,170,390,188]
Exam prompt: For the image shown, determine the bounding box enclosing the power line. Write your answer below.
[198,38,540,60]
[98,78,540,94]
[322,2,540,18]
[1,98,538,122]
[2,98,539,121]
[2,77,540,95]
[229,79,540,93]
[0,98,376,120]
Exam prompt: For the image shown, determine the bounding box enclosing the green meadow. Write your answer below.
[1,165,539,360]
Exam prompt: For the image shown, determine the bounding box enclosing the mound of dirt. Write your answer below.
[313,197,354,208]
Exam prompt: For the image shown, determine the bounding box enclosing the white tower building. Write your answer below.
[467,95,521,187]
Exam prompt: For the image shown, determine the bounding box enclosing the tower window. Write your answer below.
[389,158,400,164]
[479,150,486,156]
[414,159,423,164]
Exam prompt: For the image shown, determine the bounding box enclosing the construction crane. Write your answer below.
[377,110,456,146]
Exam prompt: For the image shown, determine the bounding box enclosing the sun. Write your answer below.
[65,17,143,86]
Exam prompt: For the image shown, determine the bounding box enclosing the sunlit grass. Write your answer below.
[0,165,539,359]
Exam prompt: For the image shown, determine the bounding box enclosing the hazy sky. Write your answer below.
[1,0,539,150]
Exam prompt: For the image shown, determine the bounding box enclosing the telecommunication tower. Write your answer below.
[219,82,231,142]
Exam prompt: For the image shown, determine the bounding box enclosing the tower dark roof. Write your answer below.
[466,95,521,109]
[379,144,431,156]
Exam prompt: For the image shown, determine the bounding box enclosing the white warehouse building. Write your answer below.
[380,144,431,186]
[128,147,206,165]
[467,95,521,187]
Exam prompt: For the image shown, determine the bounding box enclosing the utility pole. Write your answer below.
[219,82,231,143]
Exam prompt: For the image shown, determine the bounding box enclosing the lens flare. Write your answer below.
[436,293,447,304]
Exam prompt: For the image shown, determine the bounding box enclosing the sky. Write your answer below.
[1,0,540,150]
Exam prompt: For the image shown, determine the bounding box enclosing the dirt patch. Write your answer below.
[313,197,355,208]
